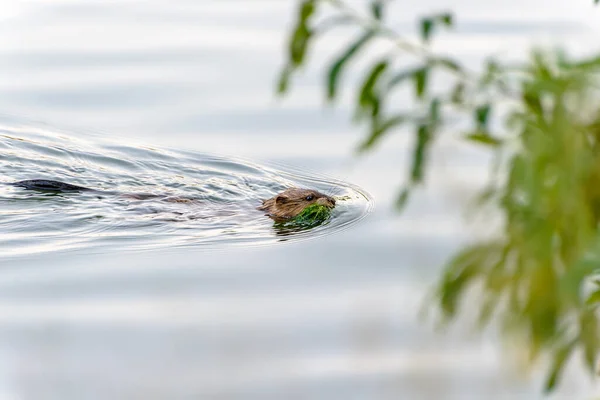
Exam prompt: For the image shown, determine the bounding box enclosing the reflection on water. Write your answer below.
[0,0,598,399]
[0,119,372,257]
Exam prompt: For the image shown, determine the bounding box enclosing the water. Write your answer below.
[0,1,598,399]
[0,119,372,257]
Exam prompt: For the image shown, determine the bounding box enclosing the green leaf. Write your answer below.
[570,55,600,71]
[414,67,429,99]
[288,0,317,66]
[299,0,316,21]
[438,246,484,317]
[439,13,453,26]
[586,289,600,305]
[523,88,543,115]
[433,57,462,72]
[475,104,491,129]
[420,13,454,43]
[361,61,389,100]
[429,98,441,125]
[411,124,431,183]
[277,64,293,94]
[465,132,502,147]
[386,67,420,91]
[579,310,599,371]
[544,339,577,393]
[289,25,311,65]
[420,18,433,43]
[369,96,381,119]
[396,187,411,210]
[358,114,409,151]
[560,236,600,305]
[327,31,376,100]
[370,1,384,20]
[356,60,389,118]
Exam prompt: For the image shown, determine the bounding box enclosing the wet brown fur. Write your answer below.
[258,188,336,220]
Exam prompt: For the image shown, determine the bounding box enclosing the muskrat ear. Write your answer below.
[275,195,289,204]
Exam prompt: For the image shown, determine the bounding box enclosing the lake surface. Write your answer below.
[0,1,598,399]
[0,120,372,257]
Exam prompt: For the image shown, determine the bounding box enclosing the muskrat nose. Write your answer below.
[316,197,335,208]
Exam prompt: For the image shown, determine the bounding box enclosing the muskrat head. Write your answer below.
[258,188,336,220]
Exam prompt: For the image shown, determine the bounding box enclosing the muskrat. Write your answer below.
[8,179,336,220]
[257,188,336,221]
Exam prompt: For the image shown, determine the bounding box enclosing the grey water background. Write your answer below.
[0,0,598,399]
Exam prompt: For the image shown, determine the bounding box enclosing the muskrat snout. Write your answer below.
[316,196,336,208]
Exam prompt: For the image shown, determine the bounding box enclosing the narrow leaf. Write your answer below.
[420,13,454,43]
[370,96,381,118]
[370,1,384,20]
[439,13,453,26]
[289,25,311,65]
[396,187,411,211]
[356,60,389,118]
[465,132,502,147]
[523,88,543,115]
[287,0,317,67]
[277,64,293,94]
[475,104,491,129]
[411,124,431,183]
[579,310,599,371]
[570,55,600,71]
[438,247,482,317]
[327,31,376,100]
[420,18,433,43]
[299,0,316,22]
[585,289,600,305]
[559,256,600,305]
[434,57,462,72]
[544,339,577,393]
[358,114,409,151]
[414,67,429,99]
[386,67,420,91]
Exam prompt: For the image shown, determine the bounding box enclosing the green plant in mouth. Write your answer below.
[275,203,332,230]
[295,203,332,224]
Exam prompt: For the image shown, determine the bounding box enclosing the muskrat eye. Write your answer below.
[305,195,314,201]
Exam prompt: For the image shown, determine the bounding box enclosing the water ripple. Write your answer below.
[0,118,372,257]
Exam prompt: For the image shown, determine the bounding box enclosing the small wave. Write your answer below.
[0,118,373,258]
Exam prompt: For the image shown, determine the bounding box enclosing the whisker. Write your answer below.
[329,185,345,197]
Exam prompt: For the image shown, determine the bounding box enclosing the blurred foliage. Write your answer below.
[277,0,600,393]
